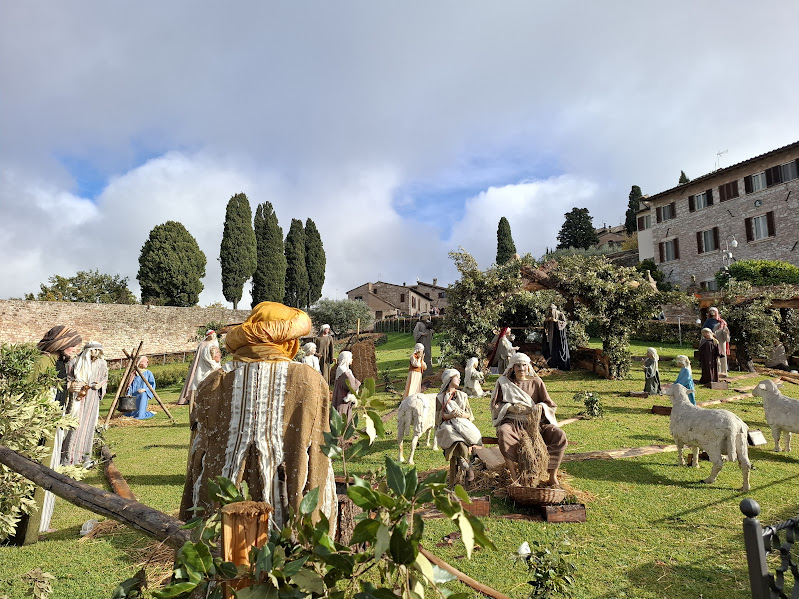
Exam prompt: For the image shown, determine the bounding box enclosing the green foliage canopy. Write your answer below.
[624,185,643,235]
[219,193,257,310]
[308,298,373,335]
[137,221,206,306]
[679,170,690,184]
[556,207,599,250]
[283,219,309,308]
[304,218,326,307]
[496,216,517,265]
[251,201,287,307]
[718,259,799,288]
[25,270,136,304]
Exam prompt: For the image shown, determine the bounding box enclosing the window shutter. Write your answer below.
[766,165,781,187]
[719,185,726,202]
[670,202,676,218]
[674,238,680,259]
[766,211,776,236]
[637,216,645,231]
[688,196,695,212]
[706,189,713,206]
[696,231,703,254]
[732,180,739,198]
[745,217,754,242]
[659,242,665,263]
[713,227,720,250]
[744,175,753,194]
[656,207,662,223]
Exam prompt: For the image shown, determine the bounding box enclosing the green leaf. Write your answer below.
[422,470,447,485]
[347,484,379,509]
[453,485,471,504]
[385,457,406,496]
[151,582,199,599]
[300,487,319,515]
[456,513,474,558]
[253,544,273,578]
[329,406,344,437]
[350,518,381,545]
[404,467,418,499]
[465,512,496,551]
[374,524,391,558]
[216,560,238,580]
[413,552,435,584]
[291,568,326,595]
[366,411,385,438]
[282,555,309,577]
[364,415,377,445]
[345,438,371,460]
[389,527,417,565]
[178,542,214,576]
[234,584,276,599]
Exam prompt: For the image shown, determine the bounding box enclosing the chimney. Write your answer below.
[368,282,373,293]
[433,278,438,286]
[403,282,406,287]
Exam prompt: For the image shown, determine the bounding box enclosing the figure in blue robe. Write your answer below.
[675,366,696,405]
[126,368,156,419]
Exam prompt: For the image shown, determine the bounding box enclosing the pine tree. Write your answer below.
[251,202,286,307]
[304,218,326,308]
[137,221,206,306]
[556,207,599,250]
[624,185,643,235]
[283,219,309,309]
[679,170,690,184]
[220,193,257,309]
[496,217,517,264]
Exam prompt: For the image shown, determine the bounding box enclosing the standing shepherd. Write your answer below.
[315,324,335,383]
[404,343,425,397]
[698,328,720,384]
[302,342,322,374]
[178,330,219,406]
[643,347,661,395]
[543,304,571,371]
[331,350,360,422]
[413,314,434,376]
[62,341,107,468]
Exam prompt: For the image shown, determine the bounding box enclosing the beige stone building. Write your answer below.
[637,141,799,290]
[347,279,448,321]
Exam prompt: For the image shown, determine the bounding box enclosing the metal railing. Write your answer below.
[741,498,799,598]
[373,315,444,333]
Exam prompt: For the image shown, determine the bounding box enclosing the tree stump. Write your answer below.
[221,501,273,598]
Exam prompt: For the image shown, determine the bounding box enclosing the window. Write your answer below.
[412,297,416,309]
[438,292,446,298]
[700,280,719,291]
[354,295,363,300]
[400,293,405,303]
[688,190,713,212]
[718,180,739,202]
[696,227,719,254]
[744,172,767,193]
[782,160,799,182]
[658,238,680,263]
[636,214,652,231]
[745,212,776,242]
[656,202,676,223]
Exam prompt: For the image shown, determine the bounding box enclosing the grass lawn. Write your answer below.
[2,332,798,598]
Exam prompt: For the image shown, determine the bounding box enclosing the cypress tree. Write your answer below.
[251,201,286,307]
[304,218,326,308]
[496,217,517,265]
[679,170,690,184]
[220,193,257,309]
[137,221,206,306]
[624,185,643,235]
[556,207,599,250]
[283,219,309,309]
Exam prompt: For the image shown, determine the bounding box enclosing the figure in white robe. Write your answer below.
[302,342,322,374]
[178,330,219,407]
[464,357,486,397]
[62,341,107,467]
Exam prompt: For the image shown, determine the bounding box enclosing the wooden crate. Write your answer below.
[748,430,768,446]
[544,504,586,523]
[708,381,729,390]
[461,496,490,517]
[651,405,672,416]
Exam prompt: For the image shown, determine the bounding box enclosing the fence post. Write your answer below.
[740,498,770,599]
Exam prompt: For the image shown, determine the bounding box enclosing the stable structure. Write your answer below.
[637,140,799,291]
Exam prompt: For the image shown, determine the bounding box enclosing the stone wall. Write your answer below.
[0,300,251,359]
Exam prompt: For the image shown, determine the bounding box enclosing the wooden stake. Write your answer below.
[221,501,273,597]
[419,546,511,599]
[104,341,143,427]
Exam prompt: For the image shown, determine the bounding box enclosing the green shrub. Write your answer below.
[718,259,799,288]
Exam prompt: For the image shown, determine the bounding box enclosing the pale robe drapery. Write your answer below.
[61,357,107,466]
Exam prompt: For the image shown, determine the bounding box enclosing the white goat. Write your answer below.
[667,383,751,492]
[752,379,799,452]
[397,393,439,464]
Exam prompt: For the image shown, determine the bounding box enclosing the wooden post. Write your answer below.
[356,318,360,337]
[122,349,175,422]
[105,342,143,427]
[221,501,273,597]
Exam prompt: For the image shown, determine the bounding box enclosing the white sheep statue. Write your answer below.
[397,393,438,465]
[667,383,751,492]
[752,379,799,452]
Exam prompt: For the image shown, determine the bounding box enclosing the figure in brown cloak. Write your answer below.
[315,324,335,383]
[698,327,720,384]
[179,302,336,532]
[542,304,571,371]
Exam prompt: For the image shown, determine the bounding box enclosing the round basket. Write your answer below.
[508,485,566,505]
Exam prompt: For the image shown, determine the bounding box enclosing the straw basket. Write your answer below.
[508,485,566,505]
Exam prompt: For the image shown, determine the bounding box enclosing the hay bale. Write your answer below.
[349,339,378,383]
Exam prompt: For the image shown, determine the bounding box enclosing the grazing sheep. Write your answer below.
[752,379,799,452]
[667,383,751,492]
[397,393,439,464]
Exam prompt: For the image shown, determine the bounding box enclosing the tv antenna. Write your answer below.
[715,149,728,171]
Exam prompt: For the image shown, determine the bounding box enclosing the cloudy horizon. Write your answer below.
[2,1,798,307]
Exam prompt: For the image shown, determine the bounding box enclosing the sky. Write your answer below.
[2,1,798,307]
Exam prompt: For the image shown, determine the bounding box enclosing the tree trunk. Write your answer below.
[0,445,190,549]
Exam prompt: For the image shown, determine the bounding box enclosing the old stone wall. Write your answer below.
[0,300,251,359]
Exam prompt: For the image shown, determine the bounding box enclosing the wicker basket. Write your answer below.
[508,485,566,505]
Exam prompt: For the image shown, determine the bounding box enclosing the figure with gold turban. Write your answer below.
[179,302,337,533]
[491,353,567,487]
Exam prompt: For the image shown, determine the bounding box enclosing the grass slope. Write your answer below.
[2,333,797,599]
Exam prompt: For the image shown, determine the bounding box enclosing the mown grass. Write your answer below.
[2,332,798,598]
